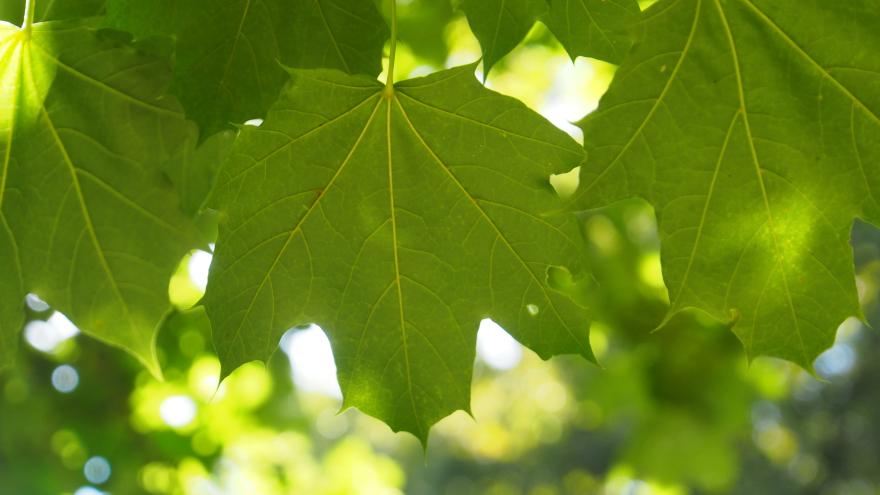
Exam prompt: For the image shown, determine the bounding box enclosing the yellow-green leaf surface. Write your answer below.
[570,0,880,368]
[0,19,196,374]
[105,0,388,137]
[205,65,592,442]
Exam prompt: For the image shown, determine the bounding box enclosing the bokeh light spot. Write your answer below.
[83,456,111,484]
[24,311,80,353]
[51,365,79,393]
[159,395,197,428]
[25,293,50,312]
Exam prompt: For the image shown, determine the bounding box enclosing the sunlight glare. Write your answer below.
[160,395,198,428]
[188,250,213,291]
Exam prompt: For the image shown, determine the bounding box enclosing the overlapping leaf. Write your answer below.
[461,0,547,76]
[204,65,592,441]
[570,0,880,368]
[105,0,388,136]
[462,0,639,76]
[0,20,196,373]
[542,0,640,63]
[164,129,235,216]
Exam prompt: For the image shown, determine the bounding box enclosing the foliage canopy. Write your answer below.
[1,0,879,444]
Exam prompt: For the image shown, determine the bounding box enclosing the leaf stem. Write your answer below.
[384,0,398,95]
[23,0,36,32]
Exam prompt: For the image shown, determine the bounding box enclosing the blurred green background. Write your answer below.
[3,4,880,494]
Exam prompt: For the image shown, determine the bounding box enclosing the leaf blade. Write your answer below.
[206,66,592,440]
[570,0,880,368]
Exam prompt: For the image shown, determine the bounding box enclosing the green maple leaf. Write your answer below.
[569,0,880,369]
[105,0,388,137]
[0,19,196,374]
[204,65,593,441]
[462,0,639,77]
[461,0,547,76]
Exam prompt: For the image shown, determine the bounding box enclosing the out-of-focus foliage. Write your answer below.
[3,2,880,494]
[4,195,880,494]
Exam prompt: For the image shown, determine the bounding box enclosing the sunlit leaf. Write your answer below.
[205,65,592,441]
[569,0,880,368]
[1,0,104,25]
[0,20,196,374]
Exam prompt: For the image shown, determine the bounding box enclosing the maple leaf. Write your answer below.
[461,0,547,76]
[569,0,880,368]
[0,19,196,374]
[204,65,593,442]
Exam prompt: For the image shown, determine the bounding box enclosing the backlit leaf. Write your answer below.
[0,20,196,374]
[570,0,880,368]
[205,65,592,441]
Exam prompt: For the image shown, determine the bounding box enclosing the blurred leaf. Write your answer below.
[105,0,388,137]
[397,0,456,65]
